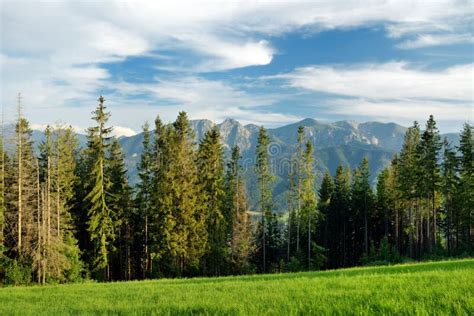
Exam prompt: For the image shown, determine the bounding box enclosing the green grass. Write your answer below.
[1,259,473,315]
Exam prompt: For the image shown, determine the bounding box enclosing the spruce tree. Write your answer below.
[107,138,132,280]
[457,123,473,251]
[0,130,5,256]
[155,112,205,275]
[225,146,253,274]
[7,117,38,262]
[84,96,113,279]
[318,171,333,258]
[441,138,459,255]
[136,122,154,278]
[398,122,422,257]
[419,115,441,251]
[351,157,374,261]
[197,126,226,276]
[254,126,274,272]
[328,165,350,267]
[295,126,305,253]
[300,140,318,269]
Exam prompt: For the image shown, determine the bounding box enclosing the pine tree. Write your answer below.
[225,146,253,274]
[84,96,113,279]
[295,126,305,253]
[300,140,318,269]
[376,167,396,243]
[155,112,205,276]
[441,138,459,255]
[318,171,333,259]
[150,116,173,275]
[0,128,5,256]
[328,165,351,268]
[107,139,132,280]
[254,126,274,272]
[7,116,38,262]
[35,125,82,283]
[419,115,442,251]
[351,157,374,262]
[398,122,422,257]
[457,123,473,251]
[136,122,154,278]
[197,126,226,276]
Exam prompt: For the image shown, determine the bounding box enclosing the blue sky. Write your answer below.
[1,1,472,136]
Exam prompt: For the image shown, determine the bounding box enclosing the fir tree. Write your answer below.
[197,127,226,276]
[328,165,351,267]
[419,115,442,251]
[318,171,333,258]
[225,146,254,274]
[300,140,318,269]
[351,157,374,262]
[457,123,473,251]
[107,139,132,280]
[441,138,459,255]
[254,126,274,272]
[84,96,113,279]
[398,122,422,257]
[136,122,154,278]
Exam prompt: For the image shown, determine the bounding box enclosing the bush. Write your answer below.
[1,258,32,286]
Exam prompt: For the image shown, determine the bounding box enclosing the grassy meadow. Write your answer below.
[0,259,473,315]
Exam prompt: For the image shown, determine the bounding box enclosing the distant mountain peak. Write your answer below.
[221,118,239,125]
[297,118,319,126]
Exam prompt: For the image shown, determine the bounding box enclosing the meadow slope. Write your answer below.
[1,259,473,315]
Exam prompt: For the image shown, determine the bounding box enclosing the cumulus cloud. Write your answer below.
[1,0,472,129]
[266,62,473,125]
[271,62,473,101]
[326,98,473,123]
[397,33,474,49]
[108,77,295,126]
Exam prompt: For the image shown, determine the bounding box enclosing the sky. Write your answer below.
[1,0,473,136]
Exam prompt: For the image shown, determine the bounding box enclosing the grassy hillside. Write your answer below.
[1,259,472,315]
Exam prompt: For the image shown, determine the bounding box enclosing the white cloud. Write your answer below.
[326,98,473,123]
[397,33,474,49]
[1,0,472,129]
[271,62,473,101]
[109,77,295,126]
[267,62,473,125]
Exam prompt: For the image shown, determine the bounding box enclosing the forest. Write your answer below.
[0,95,472,285]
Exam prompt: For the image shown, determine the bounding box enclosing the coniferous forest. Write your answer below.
[0,96,472,285]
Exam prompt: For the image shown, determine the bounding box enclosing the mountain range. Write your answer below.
[4,118,460,213]
[118,118,459,212]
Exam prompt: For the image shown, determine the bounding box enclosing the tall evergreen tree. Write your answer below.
[155,112,205,276]
[197,126,226,276]
[254,126,274,273]
[457,123,473,251]
[441,138,459,255]
[351,157,374,262]
[397,122,422,257]
[6,117,38,262]
[225,146,253,274]
[327,165,351,268]
[317,171,333,259]
[0,129,5,256]
[84,96,113,279]
[107,139,132,280]
[419,115,442,251]
[295,126,305,253]
[136,122,154,278]
[300,140,318,269]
